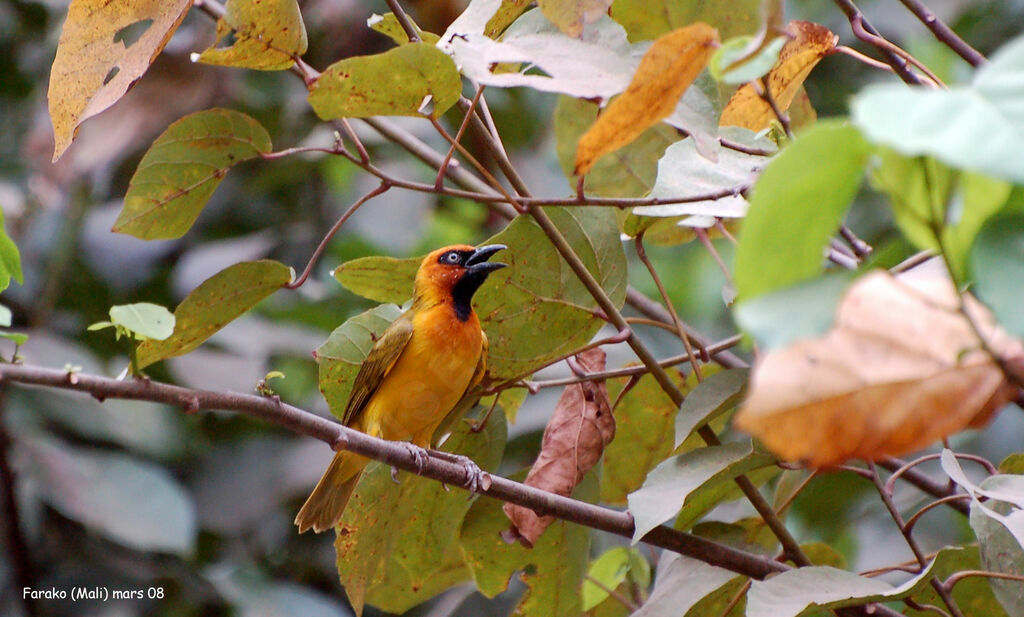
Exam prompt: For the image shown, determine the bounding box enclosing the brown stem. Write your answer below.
[877,457,969,516]
[832,0,923,85]
[383,0,421,42]
[896,0,985,67]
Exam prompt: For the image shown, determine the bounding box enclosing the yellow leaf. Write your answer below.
[196,0,308,71]
[734,269,1024,467]
[48,0,192,161]
[719,20,837,131]
[574,22,719,176]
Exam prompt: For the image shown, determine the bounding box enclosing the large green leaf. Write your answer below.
[600,371,687,505]
[335,412,507,615]
[316,304,403,420]
[628,441,775,541]
[196,0,307,70]
[870,150,1010,280]
[852,32,1024,184]
[20,433,195,555]
[610,0,771,42]
[745,547,967,617]
[632,552,739,617]
[309,43,461,119]
[136,260,292,369]
[733,120,870,301]
[459,471,595,617]
[331,207,627,380]
[114,109,272,240]
[970,213,1024,338]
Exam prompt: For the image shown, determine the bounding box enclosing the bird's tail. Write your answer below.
[295,451,370,533]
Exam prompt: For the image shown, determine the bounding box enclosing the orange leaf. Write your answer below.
[734,269,1024,467]
[719,20,837,131]
[574,22,719,176]
[503,348,615,546]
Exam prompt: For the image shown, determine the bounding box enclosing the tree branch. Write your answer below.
[896,0,985,67]
[832,0,924,85]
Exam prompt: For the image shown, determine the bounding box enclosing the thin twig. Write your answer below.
[944,569,1024,590]
[834,44,898,71]
[877,457,969,516]
[751,80,792,138]
[383,0,421,42]
[896,0,985,67]
[904,495,972,534]
[849,14,945,87]
[436,87,485,190]
[832,0,923,85]
[284,182,391,289]
[584,574,640,612]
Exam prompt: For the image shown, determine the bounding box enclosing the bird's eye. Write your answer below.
[444,252,461,264]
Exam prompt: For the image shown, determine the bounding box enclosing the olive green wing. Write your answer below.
[341,310,415,427]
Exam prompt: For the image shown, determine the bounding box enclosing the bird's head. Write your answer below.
[415,244,507,319]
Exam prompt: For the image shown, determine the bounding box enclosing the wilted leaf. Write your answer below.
[332,256,421,305]
[443,9,638,100]
[113,109,272,240]
[136,260,293,369]
[631,552,739,617]
[735,270,1024,467]
[48,0,192,160]
[628,441,775,541]
[109,302,175,341]
[316,304,403,420]
[581,547,650,611]
[504,348,613,545]
[197,0,307,70]
[335,414,506,616]
[309,43,461,119]
[538,0,612,38]
[20,433,195,555]
[460,471,595,617]
[852,31,1024,184]
[720,21,837,131]
[575,23,718,176]
[554,96,679,199]
[745,547,966,617]
[367,12,440,45]
[733,120,870,301]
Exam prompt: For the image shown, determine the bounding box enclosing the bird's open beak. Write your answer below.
[465,244,508,274]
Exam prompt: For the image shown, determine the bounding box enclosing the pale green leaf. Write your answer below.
[109,302,175,341]
[970,213,1024,338]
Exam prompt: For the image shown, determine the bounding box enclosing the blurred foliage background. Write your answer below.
[2,0,1024,616]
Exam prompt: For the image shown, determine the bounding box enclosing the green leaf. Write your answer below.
[196,0,307,70]
[734,120,870,301]
[869,150,1010,279]
[632,552,739,617]
[316,304,403,420]
[114,109,272,240]
[0,304,11,327]
[611,0,771,42]
[309,43,461,119]
[710,35,786,84]
[969,492,1024,617]
[537,0,612,37]
[20,433,195,555]
[108,302,175,341]
[852,32,1024,184]
[674,368,749,448]
[554,95,679,199]
[970,213,1024,338]
[336,412,507,615]
[0,332,28,345]
[330,207,627,381]
[367,12,440,45]
[333,256,421,304]
[459,471,595,617]
[734,273,855,350]
[745,547,967,617]
[0,206,22,291]
[135,260,292,369]
[673,465,779,532]
[581,547,650,611]
[628,441,775,541]
[902,545,1009,617]
[601,372,687,505]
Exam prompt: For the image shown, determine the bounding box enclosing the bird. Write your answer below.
[295,244,507,533]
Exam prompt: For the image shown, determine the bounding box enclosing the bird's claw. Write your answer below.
[451,453,491,493]
[391,443,429,484]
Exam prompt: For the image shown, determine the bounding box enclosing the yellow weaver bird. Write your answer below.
[295,244,507,533]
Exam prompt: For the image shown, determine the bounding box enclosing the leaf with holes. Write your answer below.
[113,109,272,240]
[135,260,292,369]
[48,0,192,160]
[197,0,308,70]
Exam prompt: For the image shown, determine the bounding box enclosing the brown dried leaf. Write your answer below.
[719,20,837,131]
[503,348,615,546]
[48,0,193,161]
[734,269,1024,467]
[574,22,719,176]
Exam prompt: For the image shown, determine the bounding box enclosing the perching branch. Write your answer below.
[0,362,785,581]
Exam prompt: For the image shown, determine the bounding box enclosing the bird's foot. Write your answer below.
[428,450,491,493]
[391,443,429,483]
